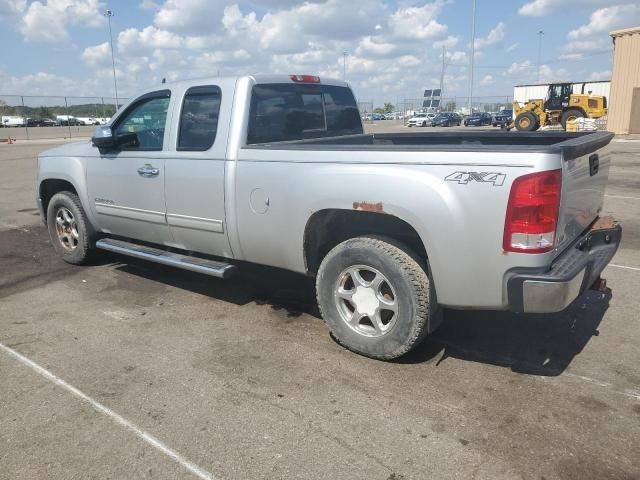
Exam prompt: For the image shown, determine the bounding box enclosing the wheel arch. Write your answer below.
[39,178,80,224]
[562,106,586,117]
[303,208,429,275]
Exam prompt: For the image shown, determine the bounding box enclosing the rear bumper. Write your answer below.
[506,217,622,313]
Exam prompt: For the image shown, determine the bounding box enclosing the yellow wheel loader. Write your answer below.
[505,83,607,131]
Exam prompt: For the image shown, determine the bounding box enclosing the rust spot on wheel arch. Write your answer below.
[352,201,385,213]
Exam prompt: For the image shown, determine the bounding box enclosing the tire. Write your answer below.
[46,191,97,265]
[514,112,537,132]
[316,236,436,360]
[422,121,426,127]
[560,108,584,130]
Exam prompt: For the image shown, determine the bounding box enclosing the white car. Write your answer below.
[407,112,436,127]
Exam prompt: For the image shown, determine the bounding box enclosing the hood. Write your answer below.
[38,140,95,158]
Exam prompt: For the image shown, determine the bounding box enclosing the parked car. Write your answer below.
[76,117,102,126]
[407,112,436,127]
[25,118,57,127]
[493,109,513,127]
[431,112,462,127]
[464,112,493,127]
[55,115,81,126]
[36,74,621,361]
[372,113,386,121]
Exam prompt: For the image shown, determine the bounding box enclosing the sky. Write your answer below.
[0,0,638,105]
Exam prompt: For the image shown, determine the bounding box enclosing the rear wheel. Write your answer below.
[514,112,537,132]
[316,236,437,360]
[560,108,584,130]
[46,191,97,265]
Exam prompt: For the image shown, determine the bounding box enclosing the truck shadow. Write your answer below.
[111,256,320,318]
[402,290,612,376]
[111,256,611,377]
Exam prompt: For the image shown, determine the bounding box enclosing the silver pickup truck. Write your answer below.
[37,74,621,360]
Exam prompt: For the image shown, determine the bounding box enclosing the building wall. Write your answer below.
[608,27,640,134]
[513,82,610,105]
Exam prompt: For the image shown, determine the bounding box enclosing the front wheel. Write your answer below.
[514,112,538,131]
[46,191,98,265]
[316,237,437,360]
[560,108,584,130]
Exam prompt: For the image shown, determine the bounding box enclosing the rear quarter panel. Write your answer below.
[233,148,562,309]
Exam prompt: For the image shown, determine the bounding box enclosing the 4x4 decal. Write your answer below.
[444,171,506,186]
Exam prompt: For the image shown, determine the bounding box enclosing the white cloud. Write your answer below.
[82,42,111,67]
[506,42,519,52]
[118,26,185,56]
[3,0,534,104]
[139,0,160,10]
[397,55,421,68]
[19,0,104,43]
[588,70,611,81]
[0,0,26,19]
[518,0,619,17]
[559,53,583,60]
[388,1,447,40]
[433,35,459,50]
[154,0,227,34]
[506,60,533,75]
[568,5,640,39]
[479,75,495,86]
[446,50,467,64]
[355,36,397,57]
[474,22,505,50]
[563,39,609,53]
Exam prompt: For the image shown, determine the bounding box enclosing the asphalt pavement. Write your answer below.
[0,130,639,480]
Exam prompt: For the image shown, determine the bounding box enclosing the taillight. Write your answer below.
[503,169,562,253]
[289,74,320,83]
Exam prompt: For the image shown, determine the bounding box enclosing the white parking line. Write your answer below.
[608,264,640,272]
[605,194,640,200]
[0,342,217,480]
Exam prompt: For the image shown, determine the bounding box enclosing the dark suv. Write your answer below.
[432,112,461,127]
[493,109,513,127]
[464,112,492,126]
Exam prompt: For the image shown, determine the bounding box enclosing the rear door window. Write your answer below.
[247,83,362,144]
[177,86,221,151]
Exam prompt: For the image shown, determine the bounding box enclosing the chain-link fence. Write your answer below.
[1,95,127,140]
[360,95,609,131]
[398,96,514,116]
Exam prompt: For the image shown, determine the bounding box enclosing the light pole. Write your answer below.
[343,52,348,81]
[104,9,119,109]
[439,45,446,110]
[468,0,476,115]
[536,30,544,83]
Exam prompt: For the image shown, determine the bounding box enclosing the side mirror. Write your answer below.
[92,125,115,149]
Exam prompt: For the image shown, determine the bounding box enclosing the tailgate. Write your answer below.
[555,132,614,252]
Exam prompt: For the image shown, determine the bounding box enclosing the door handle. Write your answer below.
[137,164,160,177]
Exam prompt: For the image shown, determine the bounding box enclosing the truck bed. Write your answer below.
[248,131,614,160]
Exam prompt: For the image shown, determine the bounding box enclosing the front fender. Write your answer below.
[38,150,98,229]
